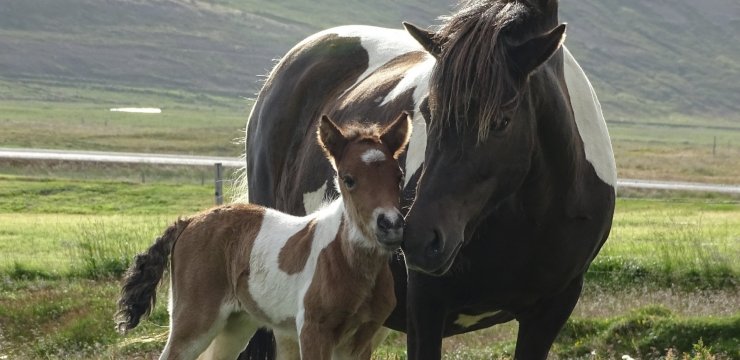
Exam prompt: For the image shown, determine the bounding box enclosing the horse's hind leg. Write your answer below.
[198,311,257,360]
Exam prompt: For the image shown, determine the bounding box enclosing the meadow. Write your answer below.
[0,87,738,359]
[0,173,737,359]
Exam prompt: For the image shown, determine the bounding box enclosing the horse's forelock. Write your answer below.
[430,0,532,143]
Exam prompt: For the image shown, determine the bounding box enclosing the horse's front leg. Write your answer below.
[514,276,584,359]
[406,271,447,360]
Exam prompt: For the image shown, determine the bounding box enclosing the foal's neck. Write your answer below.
[314,197,388,274]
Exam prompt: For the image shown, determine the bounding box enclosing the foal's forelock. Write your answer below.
[430,1,532,143]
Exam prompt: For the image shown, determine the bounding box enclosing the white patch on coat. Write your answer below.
[302,182,327,214]
[361,149,386,164]
[380,53,436,107]
[324,25,425,91]
[378,54,435,185]
[454,310,502,328]
[563,46,617,189]
[404,111,428,186]
[248,200,344,325]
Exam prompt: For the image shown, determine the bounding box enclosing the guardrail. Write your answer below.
[2,148,739,205]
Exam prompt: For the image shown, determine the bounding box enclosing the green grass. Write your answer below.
[0,90,249,156]
[0,280,736,359]
[0,159,231,185]
[0,176,737,358]
[589,198,740,289]
[0,175,737,285]
[0,175,216,214]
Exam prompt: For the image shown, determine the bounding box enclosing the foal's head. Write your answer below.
[317,112,412,251]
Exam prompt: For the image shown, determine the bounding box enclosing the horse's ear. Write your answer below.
[317,115,348,165]
[381,112,413,159]
[509,23,566,77]
[403,22,441,57]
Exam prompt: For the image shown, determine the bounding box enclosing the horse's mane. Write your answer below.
[430,0,535,143]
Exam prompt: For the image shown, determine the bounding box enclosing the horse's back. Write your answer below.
[246,26,427,213]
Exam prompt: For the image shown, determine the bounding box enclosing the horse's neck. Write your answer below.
[311,197,387,277]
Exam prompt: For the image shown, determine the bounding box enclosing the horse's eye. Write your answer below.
[495,117,511,132]
[342,175,355,189]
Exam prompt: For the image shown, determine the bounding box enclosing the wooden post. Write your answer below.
[215,162,223,205]
[713,136,716,157]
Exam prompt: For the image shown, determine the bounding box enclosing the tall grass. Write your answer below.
[69,219,166,279]
[588,201,739,289]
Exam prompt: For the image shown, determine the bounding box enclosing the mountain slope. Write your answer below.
[0,0,737,120]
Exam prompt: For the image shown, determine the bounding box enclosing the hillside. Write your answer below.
[0,0,738,120]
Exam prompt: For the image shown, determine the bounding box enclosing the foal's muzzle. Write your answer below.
[376,211,404,249]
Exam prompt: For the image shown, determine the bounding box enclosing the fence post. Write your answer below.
[215,162,223,205]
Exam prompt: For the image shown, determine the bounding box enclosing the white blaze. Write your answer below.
[361,149,386,164]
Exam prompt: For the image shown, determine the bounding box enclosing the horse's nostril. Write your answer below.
[427,230,443,257]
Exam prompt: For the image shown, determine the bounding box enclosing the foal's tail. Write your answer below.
[114,218,191,334]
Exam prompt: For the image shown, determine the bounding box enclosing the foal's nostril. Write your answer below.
[377,214,393,231]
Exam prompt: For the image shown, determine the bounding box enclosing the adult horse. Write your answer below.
[241,0,616,358]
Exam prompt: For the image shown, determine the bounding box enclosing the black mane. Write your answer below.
[430,0,535,142]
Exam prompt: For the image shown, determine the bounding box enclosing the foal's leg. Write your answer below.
[299,322,335,360]
[514,276,584,360]
[199,311,257,360]
[274,333,300,360]
[160,297,227,360]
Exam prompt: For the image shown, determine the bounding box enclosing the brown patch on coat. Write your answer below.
[299,220,397,358]
[169,204,271,329]
[278,220,317,274]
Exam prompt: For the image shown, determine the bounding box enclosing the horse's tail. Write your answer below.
[237,328,276,360]
[114,218,191,334]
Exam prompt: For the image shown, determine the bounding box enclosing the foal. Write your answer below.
[116,112,411,360]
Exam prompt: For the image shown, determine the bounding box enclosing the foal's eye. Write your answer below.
[342,175,356,189]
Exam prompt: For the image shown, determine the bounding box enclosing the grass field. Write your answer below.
[0,175,738,359]
[0,79,738,360]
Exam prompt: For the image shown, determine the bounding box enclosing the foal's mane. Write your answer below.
[340,123,384,144]
[430,0,536,142]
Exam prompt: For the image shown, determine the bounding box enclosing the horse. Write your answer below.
[242,0,616,358]
[116,113,413,360]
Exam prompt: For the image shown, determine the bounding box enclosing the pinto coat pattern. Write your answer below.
[116,113,412,360]
[243,1,616,359]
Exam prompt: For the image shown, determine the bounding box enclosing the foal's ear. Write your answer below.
[381,112,413,159]
[403,22,442,57]
[509,23,566,77]
[317,115,348,165]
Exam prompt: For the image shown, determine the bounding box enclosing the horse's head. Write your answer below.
[317,112,412,251]
[402,1,567,274]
